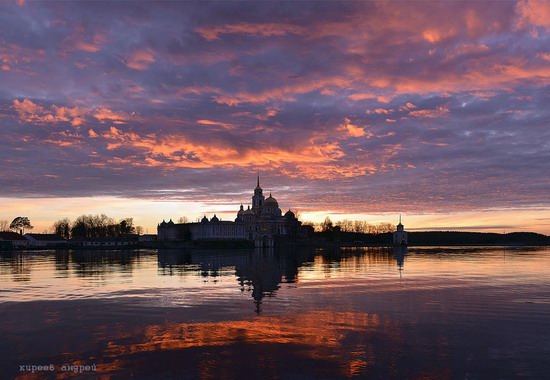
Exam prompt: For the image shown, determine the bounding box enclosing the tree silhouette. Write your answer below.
[69,214,139,238]
[321,217,333,232]
[119,218,136,234]
[10,217,33,235]
[53,218,71,239]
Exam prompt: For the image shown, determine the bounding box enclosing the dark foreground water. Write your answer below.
[0,246,549,379]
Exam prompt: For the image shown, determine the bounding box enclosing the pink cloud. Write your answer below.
[422,28,457,44]
[471,91,497,100]
[338,118,369,138]
[196,22,306,41]
[212,75,353,106]
[398,103,417,111]
[97,126,352,175]
[94,108,129,124]
[126,49,155,70]
[0,43,46,72]
[408,106,450,118]
[516,0,550,30]
[75,42,100,53]
[445,43,490,61]
[12,99,129,127]
[320,88,337,96]
[367,108,394,115]
[196,119,237,130]
[61,29,107,57]
[348,93,377,101]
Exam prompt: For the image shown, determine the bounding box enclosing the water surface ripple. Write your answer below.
[0,246,549,379]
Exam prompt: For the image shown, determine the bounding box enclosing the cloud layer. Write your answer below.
[0,1,549,225]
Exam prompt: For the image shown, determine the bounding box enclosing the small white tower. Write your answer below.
[393,214,408,245]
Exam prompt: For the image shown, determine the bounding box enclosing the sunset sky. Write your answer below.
[1,0,549,234]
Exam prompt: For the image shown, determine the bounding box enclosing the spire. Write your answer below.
[257,173,260,187]
[399,214,402,224]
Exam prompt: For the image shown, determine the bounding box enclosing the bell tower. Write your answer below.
[393,214,408,245]
[252,174,265,214]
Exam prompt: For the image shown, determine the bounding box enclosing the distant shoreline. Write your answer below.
[1,241,548,253]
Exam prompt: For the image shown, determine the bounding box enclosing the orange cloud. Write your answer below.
[398,102,417,111]
[129,85,145,92]
[127,49,155,70]
[0,43,46,72]
[408,106,449,118]
[196,119,236,130]
[196,22,306,41]
[471,91,497,100]
[281,162,378,180]
[367,108,394,115]
[61,30,107,57]
[421,142,449,147]
[422,28,457,43]
[13,99,86,127]
[75,42,100,53]
[516,0,550,30]
[348,93,390,103]
[320,88,336,95]
[12,98,44,117]
[338,118,370,138]
[51,105,88,126]
[12,98,130,127]
[348,93,377,101]
[212,75,353,106]
[44,130,84,148]
[445,43,490,61]
[94,126,371,180]
[94,108,129,124]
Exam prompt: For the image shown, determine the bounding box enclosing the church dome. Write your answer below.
[167,219,175,226]
[201,215,209,223]
[284,210,296,219]
[243,208,255,215]
[264,194,278,207]
[211,214,219,222]
[237,205,244,215]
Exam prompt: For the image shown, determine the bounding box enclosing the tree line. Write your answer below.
[303,217,396,234]
[52,215,144,239]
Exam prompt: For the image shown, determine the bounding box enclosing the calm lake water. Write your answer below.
[1,246,549,379]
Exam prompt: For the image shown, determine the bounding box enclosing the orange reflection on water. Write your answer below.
[84,310,403,378]
[105,311,381,353]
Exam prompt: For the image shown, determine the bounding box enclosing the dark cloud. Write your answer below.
[0,0,549,216]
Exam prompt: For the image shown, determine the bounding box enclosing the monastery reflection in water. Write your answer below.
[0,246,407,313]
[157,246,408,314]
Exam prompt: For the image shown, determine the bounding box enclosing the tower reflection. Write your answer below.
[157,246,404,313]
[392,245,408,278]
